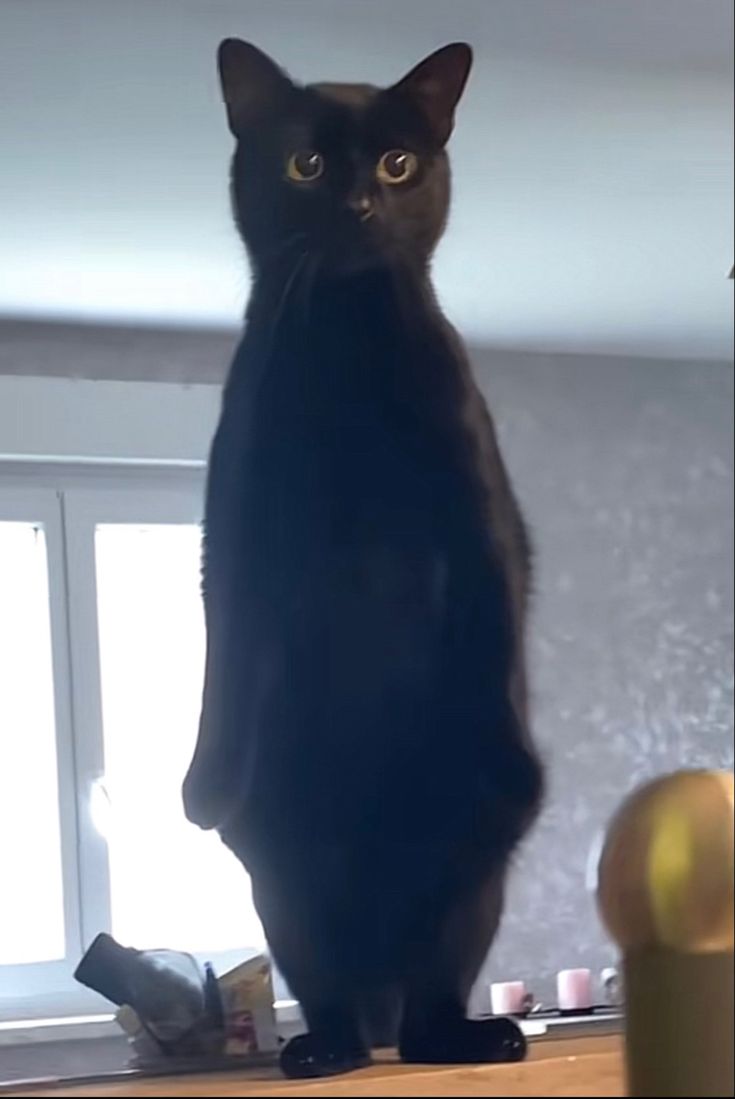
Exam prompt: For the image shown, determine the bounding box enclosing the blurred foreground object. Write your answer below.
[598,770,734,1097]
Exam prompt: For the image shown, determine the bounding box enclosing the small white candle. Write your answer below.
[490,980,526,1016]
[557,968,593,1011]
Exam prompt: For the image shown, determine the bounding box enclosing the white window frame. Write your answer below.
[0,486,85,1020]
[0,463,260,1023]
[62,484,206,961]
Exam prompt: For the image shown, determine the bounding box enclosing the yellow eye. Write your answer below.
[286,150,324,182]
[376,149,418,185]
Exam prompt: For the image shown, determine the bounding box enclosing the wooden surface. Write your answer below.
[11,1036,624,1097]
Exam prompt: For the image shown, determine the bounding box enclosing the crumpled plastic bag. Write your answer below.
[116,955,278,1066]
[75,933,277,1066]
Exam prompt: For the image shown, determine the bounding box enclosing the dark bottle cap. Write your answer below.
[74,932,138,1007]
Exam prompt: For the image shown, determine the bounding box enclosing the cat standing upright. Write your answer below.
[183,40,543,1079]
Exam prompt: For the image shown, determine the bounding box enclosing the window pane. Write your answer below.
[0,522,65,964]
[95,524,264,953]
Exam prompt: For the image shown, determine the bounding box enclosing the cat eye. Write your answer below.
[376,150,418,185]
[286,150,324,182]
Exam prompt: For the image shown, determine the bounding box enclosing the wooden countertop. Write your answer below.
[10,1035,624,1097]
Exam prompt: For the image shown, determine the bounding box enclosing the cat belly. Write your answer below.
[204,366,528,842]
[230,424,510,810]
[238,536,513,843]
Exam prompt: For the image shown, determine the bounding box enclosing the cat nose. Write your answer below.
[347,195,374,221]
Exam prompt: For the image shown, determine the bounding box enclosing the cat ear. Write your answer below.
[392,43,473,145]
[217,39,293,134]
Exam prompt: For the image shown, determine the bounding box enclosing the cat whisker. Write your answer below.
[263,231,310,267]
[268,249,311,347]
[299,251,322,327]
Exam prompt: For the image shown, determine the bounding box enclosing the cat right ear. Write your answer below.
[218,39,293,135]
[393,43,473,146]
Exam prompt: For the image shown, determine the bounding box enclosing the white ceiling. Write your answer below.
[1,0,733,359]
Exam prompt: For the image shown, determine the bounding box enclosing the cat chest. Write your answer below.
[248,377,454,538]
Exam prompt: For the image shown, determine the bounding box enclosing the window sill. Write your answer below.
[0,1015,117,1047]
[0,1001,304,1049]
[0,1003,621,1050]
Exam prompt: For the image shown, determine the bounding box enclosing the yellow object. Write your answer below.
[598,770,734,1097]
[598,769,734,953]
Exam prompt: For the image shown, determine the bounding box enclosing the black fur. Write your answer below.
[183,41,543,1076]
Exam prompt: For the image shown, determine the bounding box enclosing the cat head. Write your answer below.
[218,40,472,277]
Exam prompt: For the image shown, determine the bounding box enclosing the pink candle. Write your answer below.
[490,980,526,1016]
[556,968,592,1011]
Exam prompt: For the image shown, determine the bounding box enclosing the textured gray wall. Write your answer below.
[471,351,734,1010]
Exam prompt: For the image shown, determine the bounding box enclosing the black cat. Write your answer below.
[183,40,543,1078]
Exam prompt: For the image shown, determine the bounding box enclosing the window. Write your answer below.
[0,476,264,1022]
[95,523,259,952]
[0,521,64,966]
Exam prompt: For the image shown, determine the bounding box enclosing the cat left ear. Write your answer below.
[218,39,294,135]
[392,43,473,146]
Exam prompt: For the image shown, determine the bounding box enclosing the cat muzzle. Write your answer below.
[346,195,374,222]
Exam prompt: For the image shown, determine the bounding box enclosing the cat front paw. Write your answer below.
[280,1033,371,1079]
[400,1015,526,1064]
